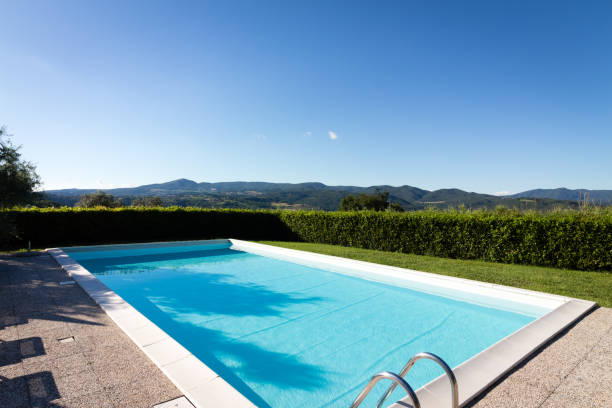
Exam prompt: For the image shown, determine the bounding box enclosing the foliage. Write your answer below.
[0,212,18,247]
[0,207,295,249]
[388,202,405,212]
[0,126,41,207]
[339,189,404,211]
[1,207,611,271]
[277,209,612,271]
[131,196,164,207]
[75,191,123,208]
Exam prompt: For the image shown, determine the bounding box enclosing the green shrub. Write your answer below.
[0,212,18,248]
[1,207,296,249]
[2,207,611,271]
[278,210,612,271]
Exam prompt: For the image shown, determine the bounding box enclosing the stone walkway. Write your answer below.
[469,306,612,408]
[0,254,181,408]
[1,253,610,407]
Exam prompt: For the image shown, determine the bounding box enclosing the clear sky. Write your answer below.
[1,0,610,194]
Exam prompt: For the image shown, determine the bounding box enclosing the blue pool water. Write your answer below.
[66,243,542,408]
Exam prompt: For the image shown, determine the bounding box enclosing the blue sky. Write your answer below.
[1,0,610,194]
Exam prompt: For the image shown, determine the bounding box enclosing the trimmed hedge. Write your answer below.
[2,207,611,271]
[1,207,295,248]
[279,210,612,271]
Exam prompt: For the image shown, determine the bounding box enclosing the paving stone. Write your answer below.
[18,328,82,365]
[103,377,181,408]
[0,339,23,367]
[63,392,115,408]
[0,316,25,335]
[52,369,102,401]
[81,337,138,364]
[16,313,69,336]
[14,302,58,315]
[469,375,550,408]
[25,370,61,408]
[1,330,21,347]
[1,254,183,408]
[23,353,90,379]
[69,320,115,340]
[540,352,612,408]
[89,351,141,382]
[64,317,108,335]
[0,376,30,408]
[0,306,16,316]
[470,307,612,407]
[0,360,25,380]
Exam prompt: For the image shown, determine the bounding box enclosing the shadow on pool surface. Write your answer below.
[99,270,328,408]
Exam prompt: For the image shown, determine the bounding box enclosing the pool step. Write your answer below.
[349,352,458,408]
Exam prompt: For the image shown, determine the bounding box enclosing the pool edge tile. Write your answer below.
[48,242,599,408]
[129,323,170,347]
[391,299,596,408]
[229,239,571,312]
[47,247,256,408]
[186,377,257,408]
[163,356,219,391]
[143,337,191,367]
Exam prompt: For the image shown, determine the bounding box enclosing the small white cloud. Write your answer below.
[492,191,513,196]
[328,131,338,140]
[254,134,267,141]
[304,131,312,137]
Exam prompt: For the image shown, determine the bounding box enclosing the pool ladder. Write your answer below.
[349,352,458,408]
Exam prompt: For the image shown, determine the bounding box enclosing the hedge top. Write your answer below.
[2,207,611,271]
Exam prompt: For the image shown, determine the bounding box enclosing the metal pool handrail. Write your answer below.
[376,352,458,408]
[349,371,420,408]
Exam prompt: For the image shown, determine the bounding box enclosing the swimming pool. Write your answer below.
[50,240,594,408]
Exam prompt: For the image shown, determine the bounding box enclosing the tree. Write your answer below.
[339,189,404,212]
[131,196,164,207]
[75,191,123,208]
[0,126,41,207]
[338,194,361,211]
[388,202,405,212]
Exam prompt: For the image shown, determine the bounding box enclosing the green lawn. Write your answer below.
[259,241,612,308]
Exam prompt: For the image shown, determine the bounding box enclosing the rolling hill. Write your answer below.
[43,179,605,211]
[511,188,612,204]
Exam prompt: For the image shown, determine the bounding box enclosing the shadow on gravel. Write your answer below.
[0,371,61,407]
[0,255,105,332]
[0,337,45,368]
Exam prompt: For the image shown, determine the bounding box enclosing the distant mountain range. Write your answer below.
[44,179,611,210]
[510,188,612,204]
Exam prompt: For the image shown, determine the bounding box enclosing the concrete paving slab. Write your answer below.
[22,352,90,379]
[0,254,182,408]
[62,392,116,408]
[469,307,612,408]
[0,376,29,408]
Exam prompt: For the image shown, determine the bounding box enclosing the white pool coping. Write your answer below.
[47,239,596,408]
[48,242,256,408]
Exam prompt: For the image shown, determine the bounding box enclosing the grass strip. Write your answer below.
[259,241,612,308]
